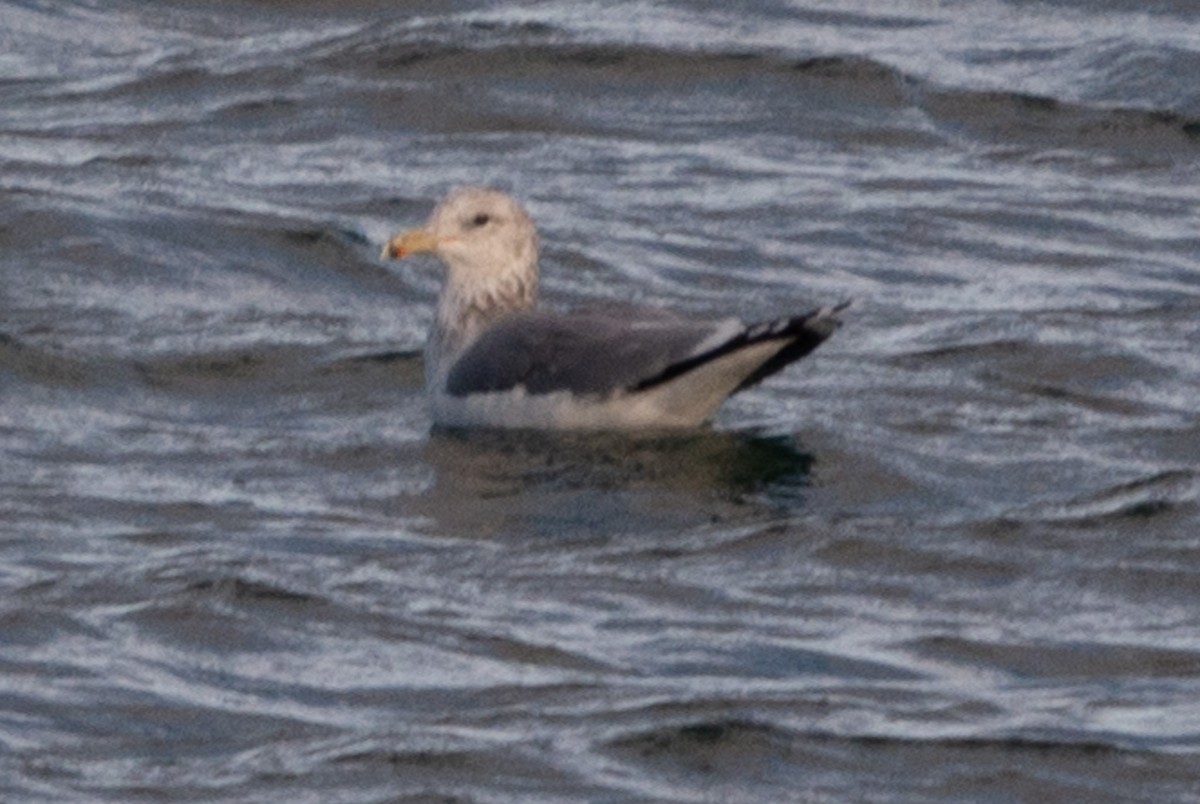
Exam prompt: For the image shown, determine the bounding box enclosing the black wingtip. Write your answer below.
[632,303,848,395]
[730,303,847,392]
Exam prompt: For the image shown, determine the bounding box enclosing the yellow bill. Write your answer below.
[381,228,439,260]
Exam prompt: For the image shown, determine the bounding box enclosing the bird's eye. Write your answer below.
[471,212,491,227]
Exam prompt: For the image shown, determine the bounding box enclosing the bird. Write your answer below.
[381,186,845,430]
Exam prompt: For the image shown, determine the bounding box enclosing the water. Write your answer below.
[3,0,1200,800]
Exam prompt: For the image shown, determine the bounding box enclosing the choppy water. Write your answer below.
[3,1,1200,801]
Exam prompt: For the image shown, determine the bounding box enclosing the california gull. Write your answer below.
[381,187,845,430]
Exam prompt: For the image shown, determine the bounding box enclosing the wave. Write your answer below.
[605,716,1146,759]
[1018,468,1199,527]
[10,2,1199,157]
[602,714,1198,800]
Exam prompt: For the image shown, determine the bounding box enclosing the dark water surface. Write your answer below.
[4,1,1200,801]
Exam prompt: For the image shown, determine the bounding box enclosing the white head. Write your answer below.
[383,186,538,292]
[382,186,540,361]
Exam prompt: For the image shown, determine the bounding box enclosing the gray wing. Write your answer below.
[444,303,845,399]
[445,309,739,398]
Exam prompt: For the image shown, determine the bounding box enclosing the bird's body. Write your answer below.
[382,187,843,430]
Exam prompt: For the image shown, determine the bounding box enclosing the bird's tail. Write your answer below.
[632,300,849,395]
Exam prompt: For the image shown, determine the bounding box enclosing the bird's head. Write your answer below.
[381,187,539,284]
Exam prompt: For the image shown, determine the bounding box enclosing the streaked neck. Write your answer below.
[427,265,538,383]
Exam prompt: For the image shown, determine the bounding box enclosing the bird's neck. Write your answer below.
[427,263,538,382]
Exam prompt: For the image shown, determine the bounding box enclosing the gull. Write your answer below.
[381,187,845,430]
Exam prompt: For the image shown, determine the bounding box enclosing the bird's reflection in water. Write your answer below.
[406,427,816,540]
